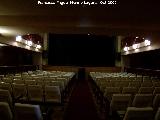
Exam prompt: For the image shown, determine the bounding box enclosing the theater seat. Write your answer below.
[14,103,43,120]
[104,87,121,101]
[122,87,138,96]
[0,89,13,109]
[153,87,160,95]
[27,85,43,103]
[0,82,12,93]
[155,107,160,120]
[132,94,153,107]
[110,94,132,116]
[123,107,153,120]
[12,83,28,102]
[25,80,37,85]
[44,86,61,104]
[0,102,13,120]
[153,94,160,109]
[138,87,154,94]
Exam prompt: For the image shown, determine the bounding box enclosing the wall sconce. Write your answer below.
[144,39,151,46]
[124,46,129,52]
[16,36,22,42]
[123,37,151,52]
[132,44,138,49]
[36,44,41,49]
[123,43,129,52]
[27,40,32,46]
[15,35,42,51]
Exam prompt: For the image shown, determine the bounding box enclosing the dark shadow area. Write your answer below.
[129,49,160,70]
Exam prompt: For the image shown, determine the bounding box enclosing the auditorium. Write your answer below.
[0,0,160,120]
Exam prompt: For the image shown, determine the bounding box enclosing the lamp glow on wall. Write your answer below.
[123,42,129,52]
[16,36,22,42]
[132,43,138,49]
[27,40,32,46]
[123,38,151,52]
[145,39,151,46]
[123,46,129,52]
[15,35,42,51]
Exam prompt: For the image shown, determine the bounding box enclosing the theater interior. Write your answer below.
[0,0,160,120]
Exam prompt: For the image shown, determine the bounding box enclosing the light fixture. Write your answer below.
[16,36,22,42]
[24,40,27,44]
[132,44,138,49]
[123,37,152,52]
[15,35,42,52]
[123,46,129,52]
[36,44,41,49]
[27,40,32,46]
[144,39,151,46]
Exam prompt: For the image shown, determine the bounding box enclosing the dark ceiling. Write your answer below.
[0,0,160,36]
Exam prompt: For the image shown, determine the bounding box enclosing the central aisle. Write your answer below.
[64,77,100,120]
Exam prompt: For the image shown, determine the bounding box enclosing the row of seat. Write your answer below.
[0,70,75,101]
[94,78,160,89]
[0,71,75,105]
[0,101,43,120]
[0,71,74,83]
[103,86,160,97]
[0,79,65,92]
[2,102,160,120]
[123,107,160,120]
[90,72,159,81]
[0,81,67,104]
[89,72,160,120]
[0,85,61,107]
[109,93,160,111]
[0,70,76,120]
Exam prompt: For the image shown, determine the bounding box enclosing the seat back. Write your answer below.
[132,94,153,107]
[25,80,36,85]
[153,87,160,95]
[14,103,43,120]
[110,94,132,111]
[138,87,154,94]
[0,82,12,92]
[0,102,13,120]
[153,94,160,109]
[27,85,43,102]
[122,87,138,95]
[155,107,160,120]
[123,107,153,120]
[45,86,61,103]
[0,89,12,108]
[104,87,121,101]
[12,83,27,101]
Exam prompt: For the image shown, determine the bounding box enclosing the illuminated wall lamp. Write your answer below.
[16,36,22,42]
[144,39,151,46]
[27,40,32,46]
[123,46,129,52]
[132,44,138,49]
[36,44,41,49]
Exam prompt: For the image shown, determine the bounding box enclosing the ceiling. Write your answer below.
[0,0,160,37]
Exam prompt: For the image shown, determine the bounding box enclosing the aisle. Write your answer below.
[64,78,100,120]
